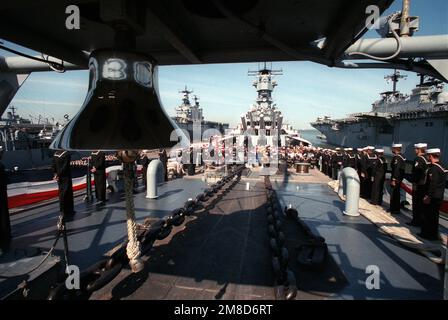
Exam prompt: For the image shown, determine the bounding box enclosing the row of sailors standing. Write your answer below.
[320,143,447,241]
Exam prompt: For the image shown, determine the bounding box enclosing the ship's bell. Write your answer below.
[51,49,188,151]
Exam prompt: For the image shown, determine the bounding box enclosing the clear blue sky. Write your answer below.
[1,0,447,129]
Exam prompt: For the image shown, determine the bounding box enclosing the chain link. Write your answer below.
[46,165,245,299]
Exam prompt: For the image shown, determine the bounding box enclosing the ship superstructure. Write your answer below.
[236,64,310,147]
[311,71,448,159]
[0,106,67,169]
[174,87,203,124]
[172,87,229,141]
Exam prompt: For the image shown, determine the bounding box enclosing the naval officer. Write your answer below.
[91,150,106,203]
[389,143,406,214]
[371,149,387,205]
[52,149,75,216]
[408,143,429,226]
[0,146,11,249]
[421,148,447,240]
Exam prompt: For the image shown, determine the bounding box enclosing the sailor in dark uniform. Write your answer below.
[365,146,377,200]
[138,150,150,189]
[328,150,334,177]
[322,150,328,176]
[331,148,343,180]
[358,147,369,198]
[389,143,405,214]
[355,148,363,177]
[52,150,75,216]
[323,149,330,176]
[408,143,429,226]
[91,150,106,203]
[159,148,168,181]
[371,149,387,205]
[342,148,357,169]
[420,148,446,240]
[0,146,12,249]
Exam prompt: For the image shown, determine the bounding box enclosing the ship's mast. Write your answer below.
[9,105,17,118]
[248,62,283,110]
[384,69,407,94]
[193,95,199,107]
[179,86,193,105]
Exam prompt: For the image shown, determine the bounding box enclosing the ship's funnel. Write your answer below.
[51,49,188,151]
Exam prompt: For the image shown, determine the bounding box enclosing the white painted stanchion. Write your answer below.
[338,167,360,217]
[146,159,164,199]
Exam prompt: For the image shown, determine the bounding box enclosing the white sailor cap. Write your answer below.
[427,148,441,154]
[392,143,402,148]
[344,148,353,151]
[414,143,427,149]
[335,147,341,151]
[375,149,384,153]
[357,148,363,152]
[366,146,375,150]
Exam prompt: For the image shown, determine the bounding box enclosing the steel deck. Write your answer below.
[1,168,445,300]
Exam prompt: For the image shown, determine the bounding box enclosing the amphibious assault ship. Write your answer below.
[311,71,448,159]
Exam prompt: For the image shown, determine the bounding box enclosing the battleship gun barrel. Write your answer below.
[345,35,448,60]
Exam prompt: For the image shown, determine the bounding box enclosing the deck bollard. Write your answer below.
[146,159,164,199]
[338,167,360,217]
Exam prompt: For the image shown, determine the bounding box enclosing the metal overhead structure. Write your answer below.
[0,0,393,67]
[0,1,447,96]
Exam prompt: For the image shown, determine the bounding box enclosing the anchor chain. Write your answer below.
[47,165,245,299]
[264,176,298,300]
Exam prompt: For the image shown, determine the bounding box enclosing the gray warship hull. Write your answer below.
[312,72,448,160]
[312,111,448,160]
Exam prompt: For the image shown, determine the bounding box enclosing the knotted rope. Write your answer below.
[123,162,144,273]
